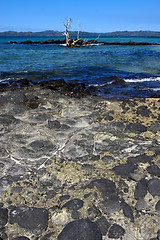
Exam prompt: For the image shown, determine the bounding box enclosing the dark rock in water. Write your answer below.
[100,196,121,214]
[9,41,18,44]
[95,216,110,235]
[12,237,30,240]
[136,105,151,117]
[125,123,147,133]
[10,206,48,234]
[0,208,8,226]
[62,199,84,211]
[111,78,125,86]
[113,163,137,178]
[57,219,102,240]
[155,200,160,212]
[54,39,66,44]
[41,79,68,91]
[134,178,148,200]
[147,179,160,197]
[108,224,125,239]
[20,40,33,44]
[127,154,153,164]
[147,164,160,177]
[37,39,55,44]
[120,198,134,222]
[88,178,117,199]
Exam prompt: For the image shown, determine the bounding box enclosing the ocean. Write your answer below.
[0,36,160,98]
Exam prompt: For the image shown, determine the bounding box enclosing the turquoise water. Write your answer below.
[0,36,160,98]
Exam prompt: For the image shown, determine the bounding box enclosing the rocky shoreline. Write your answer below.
[0,83,160,240]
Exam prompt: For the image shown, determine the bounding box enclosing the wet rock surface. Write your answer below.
[0,86,160,239]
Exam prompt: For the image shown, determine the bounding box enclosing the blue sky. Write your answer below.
[0,0,160,32]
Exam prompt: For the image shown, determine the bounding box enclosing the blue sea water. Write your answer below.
[0,36,160,98]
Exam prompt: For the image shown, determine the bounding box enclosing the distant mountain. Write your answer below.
[0,30,160,37]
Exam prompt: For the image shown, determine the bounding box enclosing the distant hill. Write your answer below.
[0,30,160,37]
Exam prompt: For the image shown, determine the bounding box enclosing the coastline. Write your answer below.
[0,84,160,239]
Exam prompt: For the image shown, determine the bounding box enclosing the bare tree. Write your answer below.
[64,18,72,47]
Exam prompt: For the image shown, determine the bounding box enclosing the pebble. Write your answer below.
[147,164,160,177]
[121,198,134,222]
[57,219,102,240]
[129,172,146,181]
[95,216,110,235]
[0,208,8,226]
[113,163,137,178]
[10,206,48,234]
[100,197,121,214]
[62,199,84,211]
[89,178,117,199]
[108,224,125,239]
[148,179,160,197]
[134,178,148,200]
[135,199,150,211]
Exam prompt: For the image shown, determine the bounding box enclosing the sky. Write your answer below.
[0,0,160,33]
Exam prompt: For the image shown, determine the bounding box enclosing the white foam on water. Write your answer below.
[60,44,67,46]
[144,88,160,92]
[88,82,112,87]
[0,77,11,83]
[152,88,160,91]
[125,77,160,83]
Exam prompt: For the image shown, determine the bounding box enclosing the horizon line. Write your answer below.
[1,29,160,34]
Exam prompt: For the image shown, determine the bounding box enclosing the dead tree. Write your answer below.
[64,18,72,47]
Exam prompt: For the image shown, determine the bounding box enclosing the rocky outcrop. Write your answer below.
[0,86,160,239]
[9,38,160,46]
